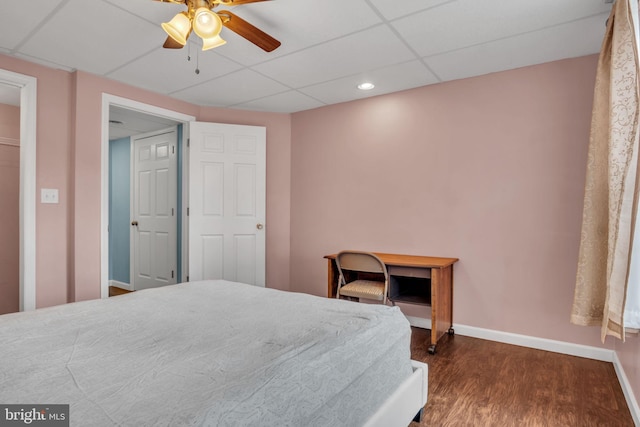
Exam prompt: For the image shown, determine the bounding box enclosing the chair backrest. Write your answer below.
[336,251,388,278]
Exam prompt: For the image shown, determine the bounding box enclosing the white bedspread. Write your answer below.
[0,280,413,426]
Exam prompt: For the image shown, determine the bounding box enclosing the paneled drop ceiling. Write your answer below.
[0,0,612,113]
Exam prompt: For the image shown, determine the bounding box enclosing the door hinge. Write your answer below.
[172,145,175,154]
[187,138,190,147]
[172,208,174,217]
[187,275,189,282]
[171,270,174,279]
[187,207,190,216]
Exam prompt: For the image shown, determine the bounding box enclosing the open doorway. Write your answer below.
[0,83,21,314]
[101,95,195,298]
[0,69,36,313]
[110,122,179,292]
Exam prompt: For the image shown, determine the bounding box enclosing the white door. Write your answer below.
[131,128,178,290]
[188,122,266,286]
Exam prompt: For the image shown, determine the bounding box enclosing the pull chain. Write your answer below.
[186,41,200,75]
[195,47,200,75]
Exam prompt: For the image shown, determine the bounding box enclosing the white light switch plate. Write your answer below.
[41,188,59,204]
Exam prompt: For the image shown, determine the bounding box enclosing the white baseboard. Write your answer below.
[453,323,614,362]
[613,352,640,426]
[405,316,612,361]
[109,280,133,291]
[405,316,640,424]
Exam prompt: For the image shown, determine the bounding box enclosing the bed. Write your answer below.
[0,280,428,426]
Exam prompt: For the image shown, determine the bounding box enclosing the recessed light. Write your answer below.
[357,82,375,91]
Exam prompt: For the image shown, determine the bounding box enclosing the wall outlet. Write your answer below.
[41,188,59,204]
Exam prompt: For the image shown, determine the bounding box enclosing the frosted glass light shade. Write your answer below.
[193,7,223,39]
[161,12,191,46]
[202,35,227,51]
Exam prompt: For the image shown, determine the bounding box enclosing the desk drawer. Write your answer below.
[388,266,431,279]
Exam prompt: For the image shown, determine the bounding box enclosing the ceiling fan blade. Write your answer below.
[218,10,281,52]
[153,0,186,3]
[163,36,185,49]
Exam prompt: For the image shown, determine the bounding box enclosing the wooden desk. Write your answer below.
[324,252,459,354]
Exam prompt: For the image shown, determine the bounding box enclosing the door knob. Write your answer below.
[256,223,264,230]
[131,220,139,226]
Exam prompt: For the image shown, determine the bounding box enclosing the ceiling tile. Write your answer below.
[0,0,614,113]
[107,40,243,95]
[211,0,383,66]
[425,14,607,83]
[103,0,184,25]
[368,0,453,21]
[170,68,289,107]
[18,0,165,75]
[393,0,612,57]
[299,60,439,106]
[252,25,416,89]
[234,90,325,113]
[0,0,65,50]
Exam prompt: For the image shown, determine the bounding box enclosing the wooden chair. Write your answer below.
[335,251,389,304]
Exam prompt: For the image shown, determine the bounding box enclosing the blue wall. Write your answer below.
[109,137,131,283]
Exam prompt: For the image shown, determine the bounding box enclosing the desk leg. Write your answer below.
[429,265,454,354]
[327,259,337,298]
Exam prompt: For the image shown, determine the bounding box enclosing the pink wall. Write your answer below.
[0,103,20,314]
[290,55,606,349]
[290,52,640,402]
[0,103,19,138]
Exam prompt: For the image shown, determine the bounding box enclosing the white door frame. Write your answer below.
[101,94,195,299]
[0,69,37,312]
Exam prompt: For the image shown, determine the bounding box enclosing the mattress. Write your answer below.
[0,280,414,426]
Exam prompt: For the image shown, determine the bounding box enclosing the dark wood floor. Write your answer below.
[409,327,634,426]
[109,286,133,297]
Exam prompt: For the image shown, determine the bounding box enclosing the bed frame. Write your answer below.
[365,360,428,427]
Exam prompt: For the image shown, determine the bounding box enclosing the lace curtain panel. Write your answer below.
[571,0,640,342]
[624,0,640,331]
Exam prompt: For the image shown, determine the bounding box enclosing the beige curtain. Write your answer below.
[572,0,640,342]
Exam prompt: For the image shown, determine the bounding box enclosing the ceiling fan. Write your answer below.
[155,0,281,52]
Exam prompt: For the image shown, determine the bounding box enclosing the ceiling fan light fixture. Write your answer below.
[156,0,281,53]
[162,12,191,46]
[193,7,223,39]
[202,34,227,51]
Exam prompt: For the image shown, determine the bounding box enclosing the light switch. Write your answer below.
[41,188,59,204]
